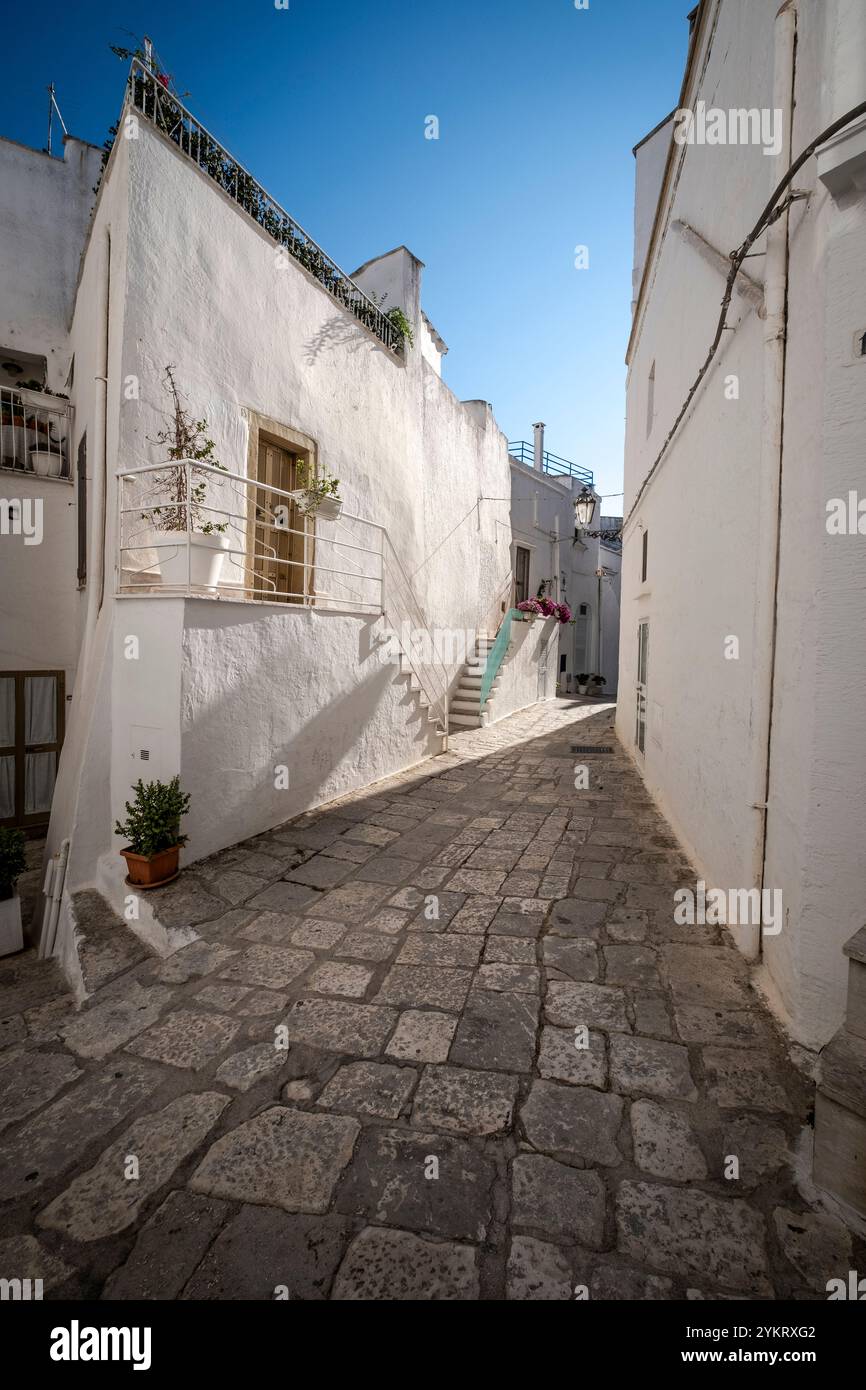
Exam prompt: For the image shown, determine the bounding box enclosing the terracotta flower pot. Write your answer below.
[120,844,181,889]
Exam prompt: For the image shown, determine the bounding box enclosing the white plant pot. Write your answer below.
[0,894,23,957]
[158,532,231,590]
[577,683,589,695]
[296,491,342,521]
[315,495,343,521]
[29,448,64,478]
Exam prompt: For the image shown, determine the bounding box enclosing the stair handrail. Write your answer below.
[380,532,450,732]
[480,608,519,710]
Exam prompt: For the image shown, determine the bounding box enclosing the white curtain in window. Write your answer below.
[25,751,55,815]
[0,755,13,819]
[25,675,56,744]
[0,677,13,747]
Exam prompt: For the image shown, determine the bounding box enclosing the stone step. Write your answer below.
[449,712,484,728]
[71,889,152,997]
[818,1027,866,1120]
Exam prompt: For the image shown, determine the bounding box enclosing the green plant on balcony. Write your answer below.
[142,366,228,534]
[294,459,342,519]
[385,307,414,347]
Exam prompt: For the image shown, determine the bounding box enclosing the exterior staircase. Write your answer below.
[449,633,497,729]
[397,653,450,745]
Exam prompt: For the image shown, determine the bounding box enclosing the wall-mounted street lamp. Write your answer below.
[574,487,596,529]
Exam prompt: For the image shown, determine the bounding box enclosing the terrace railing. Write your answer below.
[117,458,449,732]
[117,458,384,613]
[124,59,404,356]
[0,385,72,478]
[507,440,593,487]
[480,608,518,710]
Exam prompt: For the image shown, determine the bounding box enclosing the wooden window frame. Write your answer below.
[0,669,65,829]
[513,545,531,607]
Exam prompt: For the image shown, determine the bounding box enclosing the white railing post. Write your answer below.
[185,460,192,593]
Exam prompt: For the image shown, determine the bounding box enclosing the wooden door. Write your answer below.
[251,441,307,602]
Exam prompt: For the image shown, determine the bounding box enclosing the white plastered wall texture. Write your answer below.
[44,110,529,950]
[618,0,866,1048]
[0,136,103,692]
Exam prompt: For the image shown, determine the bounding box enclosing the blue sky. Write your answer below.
[3,0,690,508]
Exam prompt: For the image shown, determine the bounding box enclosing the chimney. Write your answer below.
[533,422,545,473]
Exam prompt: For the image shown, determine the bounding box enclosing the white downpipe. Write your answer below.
[743,0,797,961]
[38,837,70,960]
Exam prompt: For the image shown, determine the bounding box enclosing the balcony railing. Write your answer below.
[117,458,384,614]
[508,440,593,487]
[124,60,404,357]
[0,385,72,478]
[117,457,450,733]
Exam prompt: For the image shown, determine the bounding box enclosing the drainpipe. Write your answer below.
[96,228,111,615]
[533,422,545,473]
[595,564,604,677]
[745,0,797,961]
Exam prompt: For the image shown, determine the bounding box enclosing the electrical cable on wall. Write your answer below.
[623,97,866,531]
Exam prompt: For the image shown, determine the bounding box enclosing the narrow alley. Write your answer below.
[1,701,856,1300]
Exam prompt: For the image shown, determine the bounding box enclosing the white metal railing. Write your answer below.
[117,458,384,613]
[0,385,72,477]
[116,457,450,734]
[381,532,450,734]
[124,59,404,356]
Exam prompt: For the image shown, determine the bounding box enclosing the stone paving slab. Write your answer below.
[1,700,860,1301]
[189,1108,359,1214]
[332,1226,479,1300]
[38,1093,229,1241]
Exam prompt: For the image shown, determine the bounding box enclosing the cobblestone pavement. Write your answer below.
[1,700,861,1300]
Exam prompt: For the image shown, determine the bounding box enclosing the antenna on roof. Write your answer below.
[46,84,68,157]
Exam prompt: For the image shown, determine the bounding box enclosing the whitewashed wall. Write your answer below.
[0,135,102,388]
[618,0,866,1047]
[509,458,609,691]
[0,136,102,709]
[43,113,521,962]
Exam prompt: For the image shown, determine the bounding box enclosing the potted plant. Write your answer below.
[29,447,64,478]
[576,672,591,695]
[292,459,342,521]
[516,599,543,620]
[143,366,231,589]
[0,827,26,957]
[590,675,607,694]
[114,776,191,889]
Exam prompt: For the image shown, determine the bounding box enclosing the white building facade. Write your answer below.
[507,433,620,699]
[0,62,564,979]
[618,0,866,1209]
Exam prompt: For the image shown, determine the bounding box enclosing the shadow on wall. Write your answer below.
[178,606,437,864]
[304,315,387,366]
